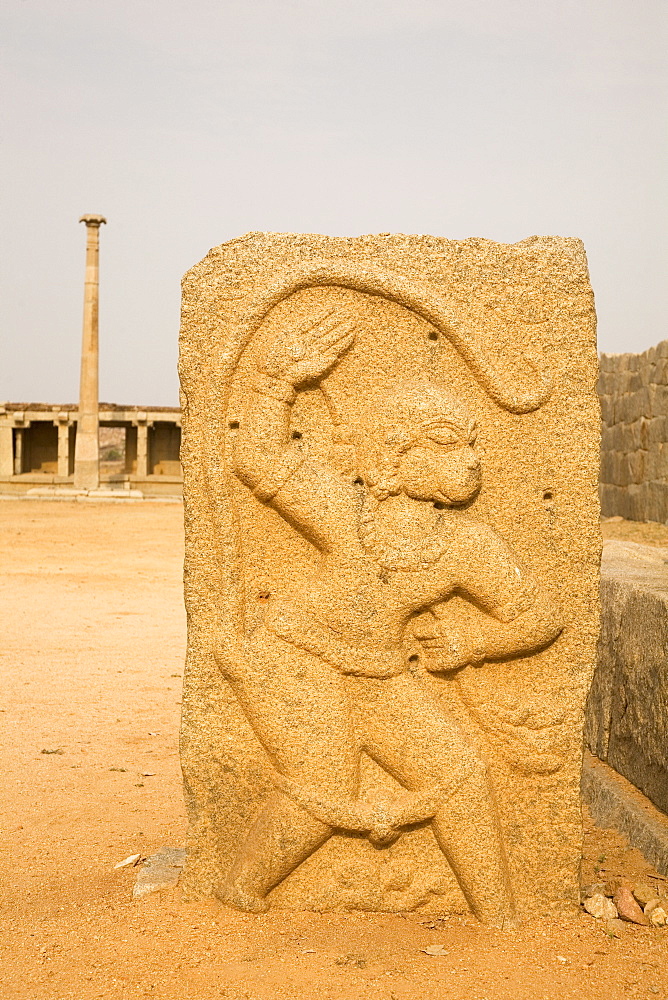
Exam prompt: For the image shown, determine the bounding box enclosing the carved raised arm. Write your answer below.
[232,308,356,505]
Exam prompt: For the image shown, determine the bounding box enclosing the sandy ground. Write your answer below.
[601,516,668,548]
[1,499,666,1000]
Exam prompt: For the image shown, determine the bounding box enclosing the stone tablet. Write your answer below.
[178,232,600,925]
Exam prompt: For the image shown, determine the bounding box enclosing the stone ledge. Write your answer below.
[585,540,668,814]
[581,752,668,877]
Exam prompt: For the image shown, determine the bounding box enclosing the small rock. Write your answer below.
[613,886,649,925]
[604,918,625,938]
[133,846,186,898]
[644,901,667,927]
[335,954,367,968]
[584,893,618,920]
[422,944,448,956]
[40,748,64,755]
[603,879,620,898]
[633,882,658,908]
[114,853,142,870]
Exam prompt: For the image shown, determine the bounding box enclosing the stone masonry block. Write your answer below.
[614,390,648,426]
[179,232,600,924]
[599,396,614,424]
[599,483,630,520]
[650,357,668,385]
[648,416,668,445]
[586,541,668,815]
[649,384,668,417]
[644,446,668,482]
[599,448,614,484]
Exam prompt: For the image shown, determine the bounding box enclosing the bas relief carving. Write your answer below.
[179,236,600,925]
[216,294,562,927]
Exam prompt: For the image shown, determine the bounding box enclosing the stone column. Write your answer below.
[136,418,148,478]
[74,214,106,490]
[0,424,13,477]
[57,415,70,479]
[13,428,24,475]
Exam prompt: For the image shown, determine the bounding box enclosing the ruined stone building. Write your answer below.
[0,403,181,497]
[0,213,175,499]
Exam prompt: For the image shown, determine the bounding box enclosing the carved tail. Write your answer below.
[239,261,553,414]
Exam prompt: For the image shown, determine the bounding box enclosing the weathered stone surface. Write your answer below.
[178,232,600,923]
[585,541,668,814]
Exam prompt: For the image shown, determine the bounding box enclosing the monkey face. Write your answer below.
[398,441,481,505]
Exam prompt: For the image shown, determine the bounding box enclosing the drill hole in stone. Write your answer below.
[427,331,439,342]
[229,420,240,430]
[543,491,554,502]
[257,592,271,601]
[291,430,303,440]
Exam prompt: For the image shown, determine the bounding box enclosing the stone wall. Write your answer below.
[599,341,668,522]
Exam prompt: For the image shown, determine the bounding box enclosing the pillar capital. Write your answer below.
[79,214,107,227]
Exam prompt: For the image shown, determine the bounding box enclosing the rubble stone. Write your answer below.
[633,882,659,908]
[613,886,648,925]
[584,894,618,920]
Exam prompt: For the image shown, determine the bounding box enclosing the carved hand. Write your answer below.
[412,624,484,673]
[257,308,356,387]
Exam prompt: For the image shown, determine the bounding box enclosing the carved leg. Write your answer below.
[354,672,515,927]
[429,765,515,928]
[221,628,358,909]
[221,791,333,911]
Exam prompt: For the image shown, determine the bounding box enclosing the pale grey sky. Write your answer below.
[1,0,666,405]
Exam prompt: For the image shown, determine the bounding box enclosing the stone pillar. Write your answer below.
[0,425,13,477]
[136,418,148,478]
[74,214,106,490]
[57,415,70,479]
[13,428,24,475]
